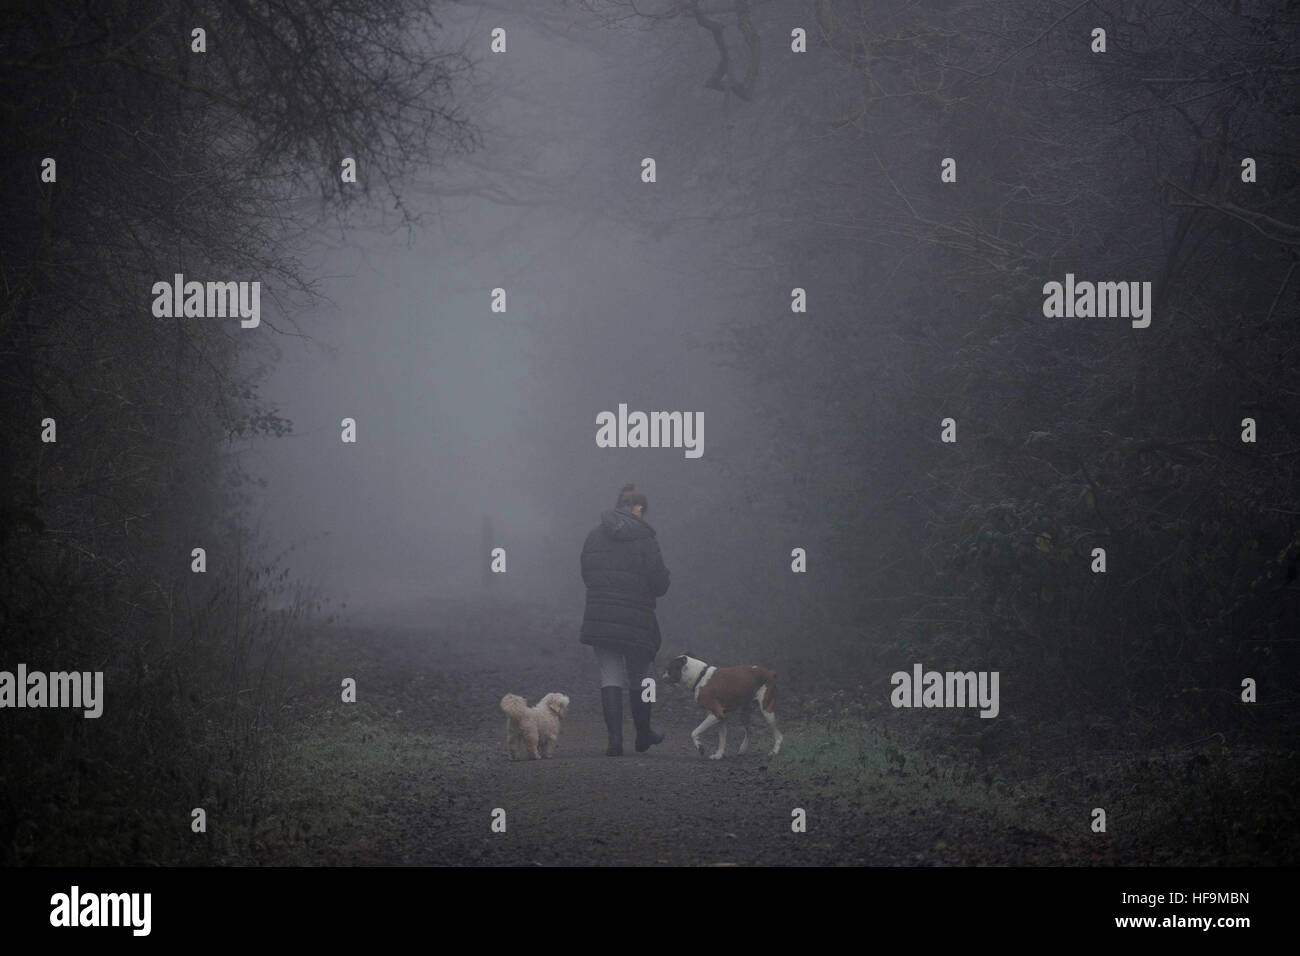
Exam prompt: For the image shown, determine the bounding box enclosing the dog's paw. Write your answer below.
[708,752,724,760]
[692,738,704,755]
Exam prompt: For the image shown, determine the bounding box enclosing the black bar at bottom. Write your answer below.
[0,866,1280,942]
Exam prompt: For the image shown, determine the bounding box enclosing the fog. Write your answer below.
[246,3,802,645]
[7,0,1296,872]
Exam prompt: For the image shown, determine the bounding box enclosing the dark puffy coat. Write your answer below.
[579,508,670,655]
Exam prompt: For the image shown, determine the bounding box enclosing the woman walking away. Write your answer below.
[579,483,671,756]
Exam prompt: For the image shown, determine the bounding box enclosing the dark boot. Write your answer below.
[601,686,623,756]
[628,691,664,752]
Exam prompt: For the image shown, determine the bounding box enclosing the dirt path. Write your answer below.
[312,612,851,866]
[277,603,1087,866]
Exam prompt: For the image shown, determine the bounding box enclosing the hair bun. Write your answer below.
[614,483,648,512]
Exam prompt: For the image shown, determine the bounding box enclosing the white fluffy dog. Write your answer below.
[500,692,570,760]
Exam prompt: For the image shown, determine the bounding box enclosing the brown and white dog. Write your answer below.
[662,654,782,759]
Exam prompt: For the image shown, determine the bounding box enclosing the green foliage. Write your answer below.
[0,0,476,864]
[725,0,1300,727]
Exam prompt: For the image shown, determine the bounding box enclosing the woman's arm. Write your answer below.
[642,537,671,597]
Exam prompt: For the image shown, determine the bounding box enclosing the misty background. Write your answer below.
[3,0,1298,865]
[246,3,833,651]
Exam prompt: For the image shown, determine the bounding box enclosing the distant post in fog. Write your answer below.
[481,514,496,597]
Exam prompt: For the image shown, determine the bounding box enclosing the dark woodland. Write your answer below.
[1,0,1297,868]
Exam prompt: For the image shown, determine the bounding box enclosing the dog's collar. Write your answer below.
[692,665,712,692]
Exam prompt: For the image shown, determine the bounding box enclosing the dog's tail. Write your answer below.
[760,671,777,712]
[500,693,528,719]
